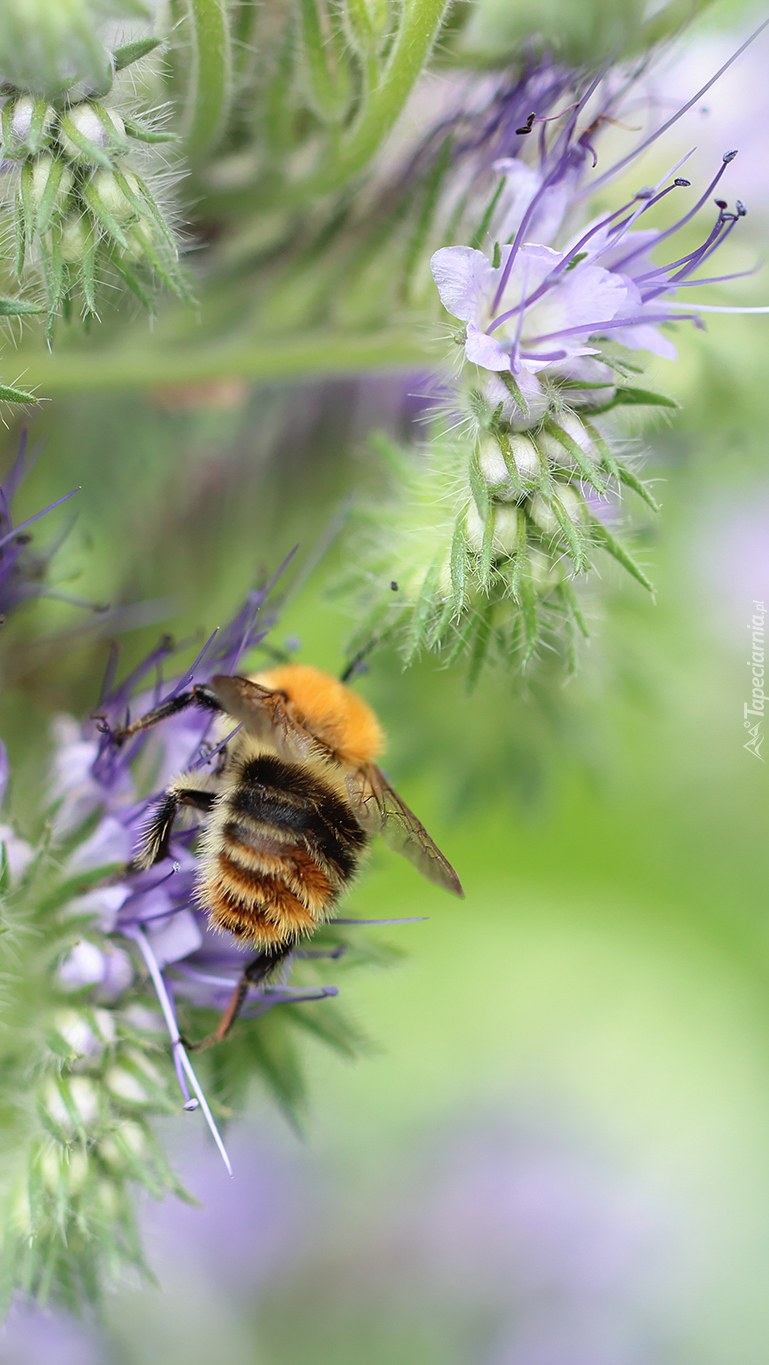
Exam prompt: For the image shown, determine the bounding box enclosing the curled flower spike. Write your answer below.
[0,37,187,335]
[348,50,769,681]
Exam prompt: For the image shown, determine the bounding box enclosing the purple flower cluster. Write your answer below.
[51,566,342,1167]
[433,112,756,380]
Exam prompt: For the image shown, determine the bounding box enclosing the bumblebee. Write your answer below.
[112,664,463,1047]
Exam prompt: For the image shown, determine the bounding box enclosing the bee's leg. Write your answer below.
[102,684,224,747]
[182,945,290,1052]
[133,785,217,870]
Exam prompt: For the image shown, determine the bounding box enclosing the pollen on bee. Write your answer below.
[253,663,384,767]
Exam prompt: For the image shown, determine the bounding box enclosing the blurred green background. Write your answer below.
[2,1,769,1361]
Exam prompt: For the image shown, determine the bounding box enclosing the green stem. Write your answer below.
[175,0,233,159]
[278,0,451,204]
[12,326,433,392]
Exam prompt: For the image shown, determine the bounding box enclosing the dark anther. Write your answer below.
[736,200,747,217]
[674,178,691,187]
[714,198,727,210]
[15,534,31,545]
[722,149,738,162]
[515,112,536,136]
[390,581,399,591]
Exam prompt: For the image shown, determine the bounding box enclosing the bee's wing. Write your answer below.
[348,764,464,898]
[209,674,321,764]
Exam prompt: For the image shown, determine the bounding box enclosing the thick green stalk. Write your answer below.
[174,0,233,159]
[281,0,452,203]
[13,326,433,390]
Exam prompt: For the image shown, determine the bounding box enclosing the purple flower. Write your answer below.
[431,48,767,378]
[47,563,352,1169]
[0,432,81,622]
[431,156,751,375]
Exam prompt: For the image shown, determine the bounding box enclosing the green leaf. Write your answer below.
[612,386,679,409]
[113,38,163,71]
[583,385,680,415]
[544,419,607,495]
[0,297,44,316]
[479,503,495,588]
[468,444,490,520]
[579,416,619,479]
[0,384,37,403]
[549,490,588,571]
[123,116,173,145]
[588,514,655,594]
[403,557,442,664]
[616,462,660,513]
[449,512,467,607]
[499,369,529,418]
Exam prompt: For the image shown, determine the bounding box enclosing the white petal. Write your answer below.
[431,246,494,323]
[465,323,511,371]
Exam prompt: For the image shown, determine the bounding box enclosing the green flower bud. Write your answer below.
[478,435,515,499]
[529,485,585,536]
[98,1121,147,1173]
[2,95,55,157]
[58,102,126,164]
[105,1066,149,1105]
[466,503,519,555]
[59,215,91,264]
[87,168,139,224]
[94,1178,121,1219]
[39,1142,89,1194]
[343,0,391,55]
[527,548,561,592]
[121,218,155,260]
[43,1075,100,1132]
[509,434,540,483]
[28,154,73,227]
[54,1008,100,1057]
[93,1007,116,1045]
[492,505,520,554]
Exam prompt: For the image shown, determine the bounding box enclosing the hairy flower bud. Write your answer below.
[58,102,126,164]
[529,485,586,535]
[58,214,91,264]
[1,95,55,157]
[87,168,139,224]
[98,1121,148,1173]
[28,154,73,225]
[43,1076,100,1133]
[39,1143,89,1194]
[105,1066,149,1105]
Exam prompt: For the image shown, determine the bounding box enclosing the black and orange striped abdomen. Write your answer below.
[197,753,368,948]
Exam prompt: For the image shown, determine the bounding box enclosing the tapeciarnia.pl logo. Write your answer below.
[744,599,766,762]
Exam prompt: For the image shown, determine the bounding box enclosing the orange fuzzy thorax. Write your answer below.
[252,663,384,768]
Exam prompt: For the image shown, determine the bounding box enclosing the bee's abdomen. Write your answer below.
[200,755,367,948]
